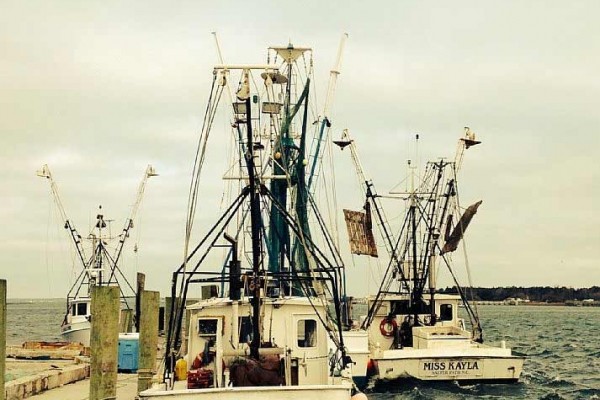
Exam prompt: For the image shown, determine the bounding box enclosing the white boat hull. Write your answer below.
[361,295,525,383]
[140,384,353,400]
[374,352,523,382]
[61,319,91,346]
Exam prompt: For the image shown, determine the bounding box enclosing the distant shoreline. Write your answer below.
[472,301,599,307]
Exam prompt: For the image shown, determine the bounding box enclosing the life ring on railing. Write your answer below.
[379,317,397,337]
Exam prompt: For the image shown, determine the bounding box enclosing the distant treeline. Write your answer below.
[438,286,600,303]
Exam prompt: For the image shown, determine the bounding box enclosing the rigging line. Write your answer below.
[46,196,57,297]
[103,243,135,293]
[273,210,343,352]
[176,188,250,275]
[264,187,345,336]
[307,193,344,270]
[181,77,222,298]
[437,245,481,340]
[294,80,325,294]
[264,186,341,275]
[291,260,342,350]
[221,120,235,210]
[185,76,220,237]
[411,165,449,295]
[134,202,144,271]
[65,265,86,300]
[304,198,337,302]
[173,194,251,347]
[211,33,236,121]
[452,173,481,323]
[326,136,341,247]
[362,207,412,329]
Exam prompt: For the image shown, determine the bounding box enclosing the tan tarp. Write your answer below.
[343,208,378,257]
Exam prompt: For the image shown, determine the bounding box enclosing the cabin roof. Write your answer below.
[366,293,462,302]
[186,296,326,310]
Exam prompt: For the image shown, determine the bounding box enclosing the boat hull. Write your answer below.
[61,320,91,346]
[374,354,523,382]
[139,384,353,400]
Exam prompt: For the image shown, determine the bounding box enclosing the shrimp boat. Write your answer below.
[37,164,157,346]
[337,129,524,383]
[140,37,364,400]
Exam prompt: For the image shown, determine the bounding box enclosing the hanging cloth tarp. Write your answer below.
[441,200,483,254]
[343,202,378,257]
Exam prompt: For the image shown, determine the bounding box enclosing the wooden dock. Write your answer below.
[1,280,164,400]
[28,373,138,400]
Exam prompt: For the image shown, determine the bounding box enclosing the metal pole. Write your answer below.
[136,273,146,332]
[244,95,262,360]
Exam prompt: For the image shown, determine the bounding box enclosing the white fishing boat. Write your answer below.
[362,293,523,382]
[142,296,355,399]
[38,164,157,346]
[140,36,365,400]
[337,129,524,384]
[61,298,92,345]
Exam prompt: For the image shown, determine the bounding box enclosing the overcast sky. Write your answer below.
[1,1,599,299]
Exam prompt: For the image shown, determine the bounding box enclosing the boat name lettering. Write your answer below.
[422,361,479,372]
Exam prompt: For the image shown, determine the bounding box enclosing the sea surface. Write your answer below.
[5,300,599,399]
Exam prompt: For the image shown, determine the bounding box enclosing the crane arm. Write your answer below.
[307,33,348,192]
[336,130,407,282]
[37,164,88,268]
[112,165,158,266]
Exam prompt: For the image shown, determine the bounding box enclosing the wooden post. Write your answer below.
[138,290,160,394]
[89,286,119,400]
[164,296,172,335]
[120,309,134,333]
[135,273,145,332]
[0,280,6,400]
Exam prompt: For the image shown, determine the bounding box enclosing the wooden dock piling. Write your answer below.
[138,290,160,394]
[89,286,119,400]
[120,308,134,333]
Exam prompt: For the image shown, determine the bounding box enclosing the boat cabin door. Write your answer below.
[195,317,224,387]
[293,314,327,385]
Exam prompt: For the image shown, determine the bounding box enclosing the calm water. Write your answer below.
[6,298,64,345]
[6,301,599,399]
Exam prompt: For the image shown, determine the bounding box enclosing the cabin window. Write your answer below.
[74,303,87,316]
[198,319,218,336]
[440,304,453,321]
[297,319,317,347]
[71,306,76,316]
[238,316,253,343]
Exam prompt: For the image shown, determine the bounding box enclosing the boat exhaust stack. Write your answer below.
[224,233,241,301]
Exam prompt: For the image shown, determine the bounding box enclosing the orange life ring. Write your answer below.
[379,317,397,337]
